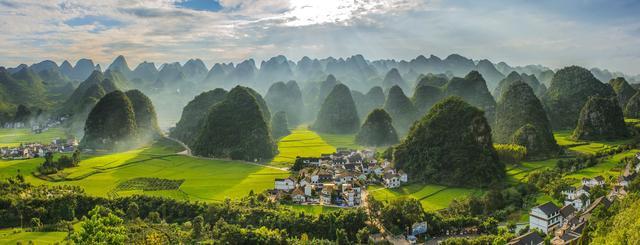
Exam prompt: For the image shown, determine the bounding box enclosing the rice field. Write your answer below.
[0,228,66,244]
[270,126,337,168]
[0,128,68,147]
[367,183,480,211]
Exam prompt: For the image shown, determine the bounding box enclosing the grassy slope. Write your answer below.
[0,229,66,244]
[271,125,336,168]
[0,128,67,147]
[367,184,480,211]
[0,139,289,202]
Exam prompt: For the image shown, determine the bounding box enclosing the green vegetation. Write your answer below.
[494,82,558,158]
[368,184,480,211]
[0,229,66,244]
[384,85,418,134]
[624,91,640,118]
[355,108,399,147]
[412,84,443,115]
[0,127,67,147]
[271,126,335,167]
[382,68,409,92]
[493,71,546,100]
[542,66,615,129]
[312,83,360,134]
[573,96,629,140]
[170,88,227,145]
[394,97,504,187]
[192,86,276,161]
[271,111,290,139]
[81,90,138,151]
[494,144,527,164]
[609,77,636,108]
[444,71,496,122]
[125,89,161,139]
[264,81,303,126]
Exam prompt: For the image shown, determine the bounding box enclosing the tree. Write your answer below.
[335,228,349,245]
[71,205,127,245]
[126,202,139,220]
[71,150,80,166]
[192,215,205,240]
[356,227,370,244]
[380,198,425,235]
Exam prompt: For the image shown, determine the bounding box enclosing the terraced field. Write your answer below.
[553,130,633,155]
[0,139,289,202]
[0,128,68,147]
[367,183,480,211]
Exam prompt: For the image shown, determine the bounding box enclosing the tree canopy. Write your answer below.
[355,108,399,147]
[81,90,137,151]
[170,88,227,145]
[394,96,504,187]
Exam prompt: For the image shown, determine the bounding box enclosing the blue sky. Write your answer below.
[0,0,639,74]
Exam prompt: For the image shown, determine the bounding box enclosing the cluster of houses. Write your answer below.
[512,156,640,245]
[30,118,66,134]
[270,148,408,207]
[0,138,77,160]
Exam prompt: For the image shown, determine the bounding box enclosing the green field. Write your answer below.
[506,158,559,184]
[0,140,289,202]
[563,149,637,184]
[0,229,66,244]
[367,184,480,211]
[271,126,336,168]
[317,132,359,149]
[0,128,68,147]
[553,130,632,155]
[287,205,340,215]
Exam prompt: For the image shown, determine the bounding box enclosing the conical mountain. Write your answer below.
[81,90,137,150]
[444,71,497,123]
[351,90,369,119]
[264,81,303,126]
[384,85,418,134]
[366,86,385,108]
[60,60,74,78]
[155,62,185,88]
[415,73,448,88]
[382,68,409,92]
[192,86,276,161]
[609,77,636,108]
[131,62,159,84]
[542,66,615,129]
[494,82,558,158]
[271,111,290,139]
[394,96,503,187]
[355,109,399,147]
[171,88,228,145]
[4,67,47,107]
[204,63,229,84]
[72,59,98,81]
[625,92,640,119]
[107,55,132,77]
[183,59,208,82]
[312,83,360,134]
[125,89,161,139]
[573,96,629,140]
[412,84,444,115]
[494,71,547,100]
[475,59,505,91]
[245,87,270,123]
[29,60,58,73]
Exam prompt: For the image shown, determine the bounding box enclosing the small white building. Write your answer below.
[275,178,295,191]
[383,173,401,188]
[581,176,605,188]
[529,202,562,234]
[562,185,590,211]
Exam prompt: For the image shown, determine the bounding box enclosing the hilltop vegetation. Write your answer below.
[271,111,291,139]
[609,77,636,108]
[384,85,418,134]
[394,97,504,187]
[81,90,137,150]
[265,81,303,126]
[444,71,497,123]
[124,89,161,140]
[543,66,614,129]
[312,83,360,134]
[573,96,629,140]
[494,82,558,158]
[170,88,227,145]
[192,86,276,161]
[355,109,399,147]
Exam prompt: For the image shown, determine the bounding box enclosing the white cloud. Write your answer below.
[0,0,638,75]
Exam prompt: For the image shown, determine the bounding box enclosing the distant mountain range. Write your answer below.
[4,54,637,95]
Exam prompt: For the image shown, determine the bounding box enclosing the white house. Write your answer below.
[292,188,306,203]
[398,170,408,183]
[383,173,401,188]
[275,178,295,191]
[563,185,590,211]
[529,202,562,234]
[582,176,605,188]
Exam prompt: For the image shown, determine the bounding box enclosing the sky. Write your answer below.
[0,0,639,74]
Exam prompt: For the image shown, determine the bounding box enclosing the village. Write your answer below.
[510,153,640,245]
[0,138,77,160]
[269,148,408,207]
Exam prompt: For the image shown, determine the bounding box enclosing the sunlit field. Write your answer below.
[270,126,336,168]
[367,183,481,211]
[0,128,68,147]
[0,229,66,244]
